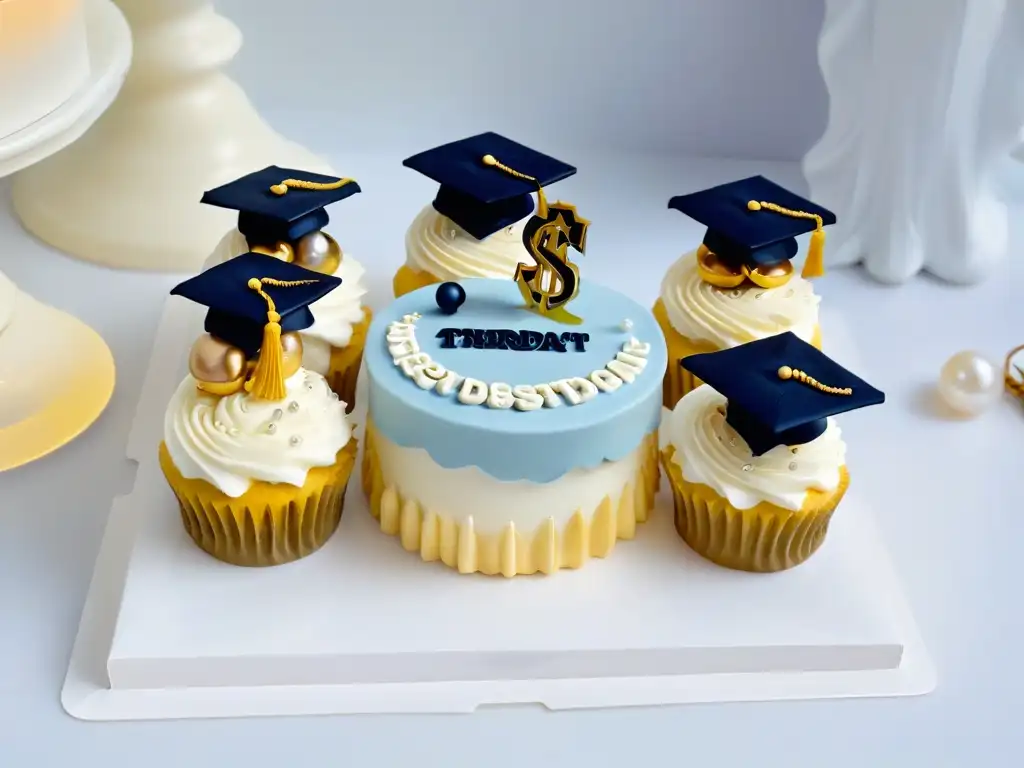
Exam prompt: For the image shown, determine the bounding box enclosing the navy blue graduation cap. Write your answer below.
[402,132,577,240]
[172,251,341,358]
[681,332,884,456]
[201,166,361,245]
[669,176,836,278]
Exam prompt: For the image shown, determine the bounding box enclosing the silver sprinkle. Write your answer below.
[290,435,303,446]
[730,289,742,298]
[266,423,277,435]
[742,464,753,472]
[789,461,798,471]
[214,421,225,431]
[791,447,799,454]
[754,292,764,299]
[306,382,315,391]
[288,401,300,413]
[729,438,738,447]
[271,408,283,421]
[448,229,458,240]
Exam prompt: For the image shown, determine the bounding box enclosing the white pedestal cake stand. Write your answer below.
[61,299,936,720]
[0,0,128,472]
[11,0,335,274]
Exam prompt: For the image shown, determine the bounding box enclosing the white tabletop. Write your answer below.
[0,145,1020,768]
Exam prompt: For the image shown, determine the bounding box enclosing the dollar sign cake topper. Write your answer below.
[481,154,590,325]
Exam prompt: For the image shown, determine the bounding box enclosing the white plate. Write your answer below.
[0,0,132,178]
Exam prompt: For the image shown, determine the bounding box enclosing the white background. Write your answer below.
[218,0,827,160]
[1,0,1021,766]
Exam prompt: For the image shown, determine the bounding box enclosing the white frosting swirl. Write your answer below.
[404,204,531,280]
[664,385,846,511]
[204,227,369,376]
[659,250,820,349]
[164,369,353,498]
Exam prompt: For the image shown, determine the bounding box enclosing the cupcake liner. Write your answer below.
[661,445,849,573]
[159,438,358,567]
[362,419,659,577]
[327,306,372,413]
[653,298,822,410]
[393,263,442,298]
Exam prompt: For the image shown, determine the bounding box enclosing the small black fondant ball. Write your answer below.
[435,281,466,315]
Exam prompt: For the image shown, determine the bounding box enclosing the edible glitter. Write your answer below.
[742,464,753,472]
[755,292,764,299]
[288,401,300,413]
[306,382,315,391]
[729,438,738,447]
[448,229,458,240]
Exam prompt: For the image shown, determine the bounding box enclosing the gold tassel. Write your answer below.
[245,276,318,400]
[270,177,355,196]
[802,228,826,278]
[747,200,826,279]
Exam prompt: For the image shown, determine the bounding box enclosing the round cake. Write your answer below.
[363,278,668,577]
[0,0,90,139]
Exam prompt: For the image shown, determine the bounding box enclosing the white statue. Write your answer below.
[804,0,1024,285]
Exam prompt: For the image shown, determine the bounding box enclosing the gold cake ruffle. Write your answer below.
[361,420,659,577]
[326,306,372,413]
[661,444,849,573]
[652,298,822,409]
[392,263,444,298]
[159,438,358,567]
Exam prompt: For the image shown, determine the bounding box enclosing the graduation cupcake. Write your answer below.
[201,166,371,411]
[655,176,834,408]
[393,132,577,297]
[661,332,884,573]
[159,253,358,567]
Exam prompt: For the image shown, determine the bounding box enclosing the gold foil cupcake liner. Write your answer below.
[661,445,849,573]
[362,420,659,577]
[327,307,372,413]
[653,298,822,409]
[159,439,358,567]
[393,263,443,298]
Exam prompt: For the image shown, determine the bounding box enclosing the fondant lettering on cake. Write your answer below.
[386,316,649,411]
[436,328,589,352]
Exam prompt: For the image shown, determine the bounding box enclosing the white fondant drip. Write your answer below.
[372,427,644,536]
[659,250,820,348]
[664,385,846,512]
[404,204,531,280]
[163,369,352,498]
[384,314,651,411]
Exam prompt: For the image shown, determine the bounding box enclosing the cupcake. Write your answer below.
[159,252,358,567]
[201,165,372,411]
[394,132,577,297]
[655,175,834,408]
[661,332,884,573]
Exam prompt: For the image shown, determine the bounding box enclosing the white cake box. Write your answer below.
[63,298,936,720]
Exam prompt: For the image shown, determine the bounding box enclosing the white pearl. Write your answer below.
[620,318,633,332]
[295,231,330,268]
[937,350,1002,417]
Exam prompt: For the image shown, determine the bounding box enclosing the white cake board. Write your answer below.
[0,0,131,179]
[63,298,936,720]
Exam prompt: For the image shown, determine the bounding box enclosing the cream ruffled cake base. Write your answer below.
[361,420,659,577]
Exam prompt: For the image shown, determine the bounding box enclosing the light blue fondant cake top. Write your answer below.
[365,278,668,483]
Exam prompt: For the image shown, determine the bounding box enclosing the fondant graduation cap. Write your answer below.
[201,166,361,245]
[669,176,836,278]
[172,252,340,379]
[681,332,884,456]
[403,132,576,240]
